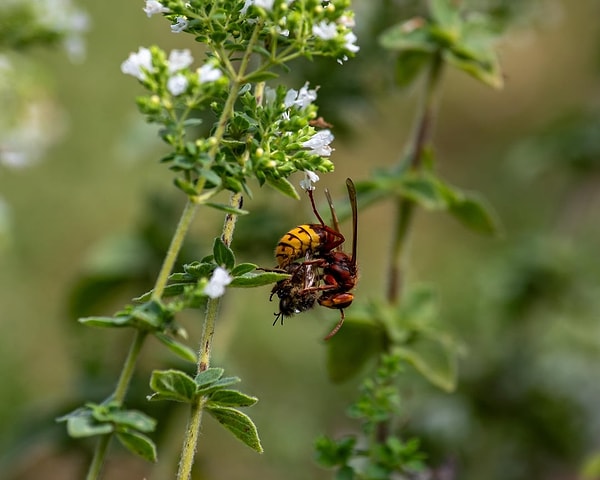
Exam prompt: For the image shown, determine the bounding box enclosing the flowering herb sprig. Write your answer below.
[60,1,359,479]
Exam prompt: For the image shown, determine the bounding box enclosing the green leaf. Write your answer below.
[154,333,197,363]
[184,261,215,279]
[65,415,114,438]
[78,315,131,328]
[194,367,225,389]
[399,174,447,209]
[393,344,457,392]
[266,176,300,199]
[379,19,437,53]
[129,300,171,330]
[110,410,156,433]
[206,406,263,453]
[447,191,500,235]
[208,389,258,408]
[197,376,241,395]
[394,50,431,87]
[116,431,158,462]
[213,237,235,270]
[149,369,197,403]
[205,202,249,215]
[444,47,503,89]
[335,465,356,480]
[314,435,357,467]
[174,177,198,196]
[429,0,461,29]
[231,263,257,276]
[243,70,279,83]
[326,318,385,383]
[230,271,289,287]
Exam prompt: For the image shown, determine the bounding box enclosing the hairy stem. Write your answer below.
[175,22,261,480]
[387,53,444,304]
[176,192,243,480]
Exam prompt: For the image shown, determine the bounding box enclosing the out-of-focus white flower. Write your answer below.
[241,0,275,15]
[299,170,320,191]
[344,32,360,53]
[312,20,338,40]
[143,0,170,17]
[121,47,153,80]
[167,74,189,96]
[171,16,189,33]
[338,14,355,28]
[0,100,66,169]
[167,49,193,73]
[197,63,222,83]
[204,267,233,299]
[302,130,334,157]
[276,17,290,37]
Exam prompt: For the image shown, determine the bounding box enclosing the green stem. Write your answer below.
[152,199,199,300]
[176,397,206,480]
[387,53,444,305]
[85,195,200,480]
[174,22,262,480]
[176,192,243,480]
[85,434,111,480]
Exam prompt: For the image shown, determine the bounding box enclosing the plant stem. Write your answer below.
[173,21,264,479]
[176,192,243,480]
[152,199,199,299]
[85,200,199,480]
[386,53,444,304]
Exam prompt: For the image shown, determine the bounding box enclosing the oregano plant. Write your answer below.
[315,0,504,477]
[58,1,360,479]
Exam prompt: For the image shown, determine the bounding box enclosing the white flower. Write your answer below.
[171,16,189,33]
[167,73,189,96]
[276,17,290,37]
[338,14,355,28]
[295,83,318,108]
[255,0,275,9]
[167,49,193,73]
[312,20,337,40]
[302,129,334,157]
[241,0,275,14]
[121,47,153,80]
[299,170,320,191]
[204,267,233,299]
[197,63,222,83]
[283,82,317,109]
[143,0,170,17]
[344,31,360,53]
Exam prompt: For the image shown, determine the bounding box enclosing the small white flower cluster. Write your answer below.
[263,82,334,167]
[203,267,233,299]
[143,0,189,33]
[312,17,359,64]
[120,47,223,96]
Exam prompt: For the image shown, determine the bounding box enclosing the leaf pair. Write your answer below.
[57,401,158,462]
[379,0,503,89]
[149,368,263,453]
[356,165,500,236]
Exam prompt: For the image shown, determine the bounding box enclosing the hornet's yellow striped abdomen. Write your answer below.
[275,224,328,269]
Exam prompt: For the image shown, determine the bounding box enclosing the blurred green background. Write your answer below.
[1,0,600,479]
